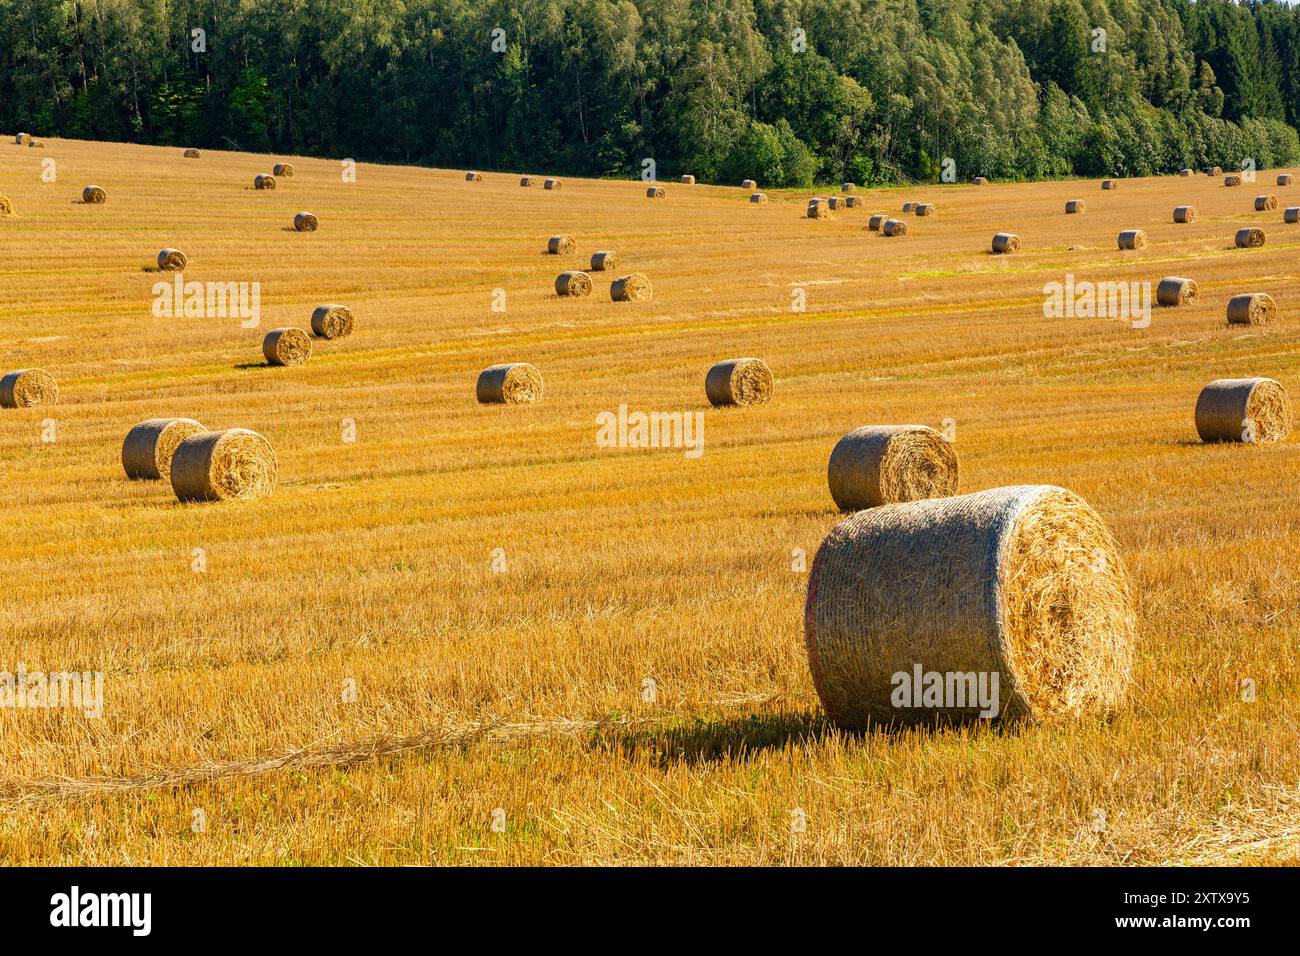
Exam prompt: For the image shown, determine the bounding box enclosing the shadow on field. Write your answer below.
[591,711,834,766]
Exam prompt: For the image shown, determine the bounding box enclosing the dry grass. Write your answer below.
[0,138,1297,865]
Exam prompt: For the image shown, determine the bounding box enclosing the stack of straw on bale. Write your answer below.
[1065,200,1085,214]
[547,234,575,255]
[1279,174,1294,186]
[803,485,1136,728]
[1102,179,1120,190]
[274,163,295,177]
[183,148,200,158]
[705,358,773,407]
[254,174,276,190]
[122,419,206,480]
[590,251,617,271]
[544,178,561,190]
[827,425,959,512]
[1255,195,1279,211]
[82,185,106,204]
[263,328,312,366]
[1156,277,1198,307]
[157,248,187,271]
[1225,175,1242,186]
[882,219,908,237]
[15,133,31,145]
[477,363,543,404]
[749,193,767,204]
[972,176,989,185]
[868,214,887,231]
[991,232,1019,253]
[807,198,829,219]
[293,211,319,232]
[0,195,14,216]
[1195,378,1292,443]
[1226,292,1275,325]
[0,369,58,408]
[1174,205,1197,223]
[1285,207,1300,224]
[741,179,757,190]
[610,273,652,301]
[1117,229,1147,250]
[464,171,482,181]
[915,203,936,216]
[555,271,592,297]
[1235,227,1266,248]
[680,175,695,185]
[645,185,666,199]
[171,429,278,502]
[520,176,534,187]
[310,304,355,339]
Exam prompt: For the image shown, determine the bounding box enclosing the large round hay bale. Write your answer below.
[915,203,936,217]
[464,171,482,182]
[520,176,534,187]
[841,182,857,193]
[171,429,278,502]
[803,485,1135,728]
[647,186,666,199]
[1195,378,1292,444]
[971,176,988,186]
[749,192,767,204]
[991,232,1019,254]
[274,163,295,177]
[555,271,592,297]
[254,174,276,190]
[0,195,15,216]
[1156,277,1197,307]
[1285,207,1299,224]
[15,133,31,145]
[544,178,561,190]
[1224,175,1242,187]
[262,327,312,366]
[157,248,187,271]
[843,195,862,208]
[82,185,106,204]
[183,148,201,159]
[1065,200,1085,214]
[680,175,695,185]
[1255,194,1279,211]
[1117,229,1147,250]
[705,357,773,407]
[807,198,829,219]
[547,234,575,255]
[310,304,355,339]
[0,368,58,408]
[1278,174,1294,186]
[741,179,757,190]
[121,418,206,480]
[868,214,886,231]
[1102,179,1120,190]
[827,425,959,512]
[610,273,652,301]
[293,211,319,232]
[882,218,908,237]
[1235,227,1265,248]
[590,251,618,271]
[1225,292,1276,325]
[477,363,543,404]
[1173,205,1197,223]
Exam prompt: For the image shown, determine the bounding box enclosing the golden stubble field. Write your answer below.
[1,137,1297,865]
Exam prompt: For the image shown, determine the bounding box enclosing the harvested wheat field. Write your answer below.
[0,137,1297,867]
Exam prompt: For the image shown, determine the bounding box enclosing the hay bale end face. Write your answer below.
[991,232,1019,254]
[274,163,295,177]
[1102,179,1120,190]
[262,327,312,366]
[1117,229,1147,250]
[1156,277,1198,307]
[1195,378,1292,443]
[807,199,829,219]
[1226,292,1276,325]
[464,171,482,182]
[1285,207,1300,224]
[741,179,757,190]
[705,357,773,407]
[680,175,695,185]
[827,425,959,512]
[293,211,319,232]
[82,185,106,204]
[1255,194,1279,211]
[646,185,666,199]
[915,203,936,217]
[1278,174,1293,186]
[544,178,561,190]
[1174,205,1197,223]
[477,363,543,404]
[749,192,767,204]
[254,174,276,190]
[122,418,206,480]
[882,219,908,237]
[590,251,618,271]
[555,271,592,297]
[1065,200,1086,214]
[310,304,355,339]
[0,195,16,216]
[868,214,886,231]
[547,234,575,255]
[183,148,200,159]
[803,485,1136,728]
[0,369,58,408]
[610,273,652,301]
[1235,227,1266,248]
[171,428,278,502]
[157,248,187,271]
[1224,175,1242,187]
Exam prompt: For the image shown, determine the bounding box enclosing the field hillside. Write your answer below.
[1,137,1297,865]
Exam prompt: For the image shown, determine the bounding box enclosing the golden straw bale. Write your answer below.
[1065,200,1085,214]
[1255,194,1278,211]
[477,363,543,404]
[1195,378,1291,443]
[310,304,355,339]
[254,174,276,190]
[1173,205,1197,223]
[610,273,652,301]
[555,271,592,297]
[262,328,312,366]
[122,418,206,480]
[274,163,295,177]
[705,357,773,407]
[1226,293,1276,325]
[882,219,908,237]
[1156,277,1197,307]
[1235,227,1265,248]
[991,232,1019,253]
[0,368,58,408]
[547,234,575,255]
[157,248,187,271]
[590,251,618,271]
[293,211,319,232]
[1117,229,1147,250]
[827,425,959,512]
[82,185,106,204]
[170,429,277,502]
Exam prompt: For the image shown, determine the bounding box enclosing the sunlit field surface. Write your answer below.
[1,137,1297,864]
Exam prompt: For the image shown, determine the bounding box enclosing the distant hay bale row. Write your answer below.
[705,357,772,407]
[1117,229,1147,250]
[611,273,652,301]
[1226,292,1275,325]
[254,174,276,190]
[274,163,295,177]
[1156,277,1197,307]
[310,304,354,339]
[82,185,106,204]
[807,198,829,219]
[882,219,907,237]
[680,175,695,185]
[477,363,543,404]
[544,178,561,190]
[1235,227,1265,248]
[804,484,1135,728]
[646,185,666,199]
[263,327,312,366]
[1224,175,1242,187]
[1173,205,1196,223]
[991,232,1019,254]
[741,179,757,190]
[171,428,277,502]
[749,192,767,204]
[1102,179,1120,190]
[590,250,618,271]
[122,418,206,480]
[465,171,482,182]
[555,271,592,297]
[157,248,187,271]
[1285,207,1300,224]
[0,368,58,408]
[1065,200,1085,214]
[827,425,958,512]
[0,195,14,216]
[183,148,200,159]
[1255,194,1278,211]
[293,211,319,232]
[1195,378,1292,444]
[547,234,575,255]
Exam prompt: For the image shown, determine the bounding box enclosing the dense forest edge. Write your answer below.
[3,0,1300,186]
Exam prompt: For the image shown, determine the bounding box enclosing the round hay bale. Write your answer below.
[1102,179,1120,190]
[1226,292,1276,325]
[803,485,1135,728]
[749,192,767,204]
[170,428,278,502]
[547,234,575,255]
[555,271,592,297]
[0,195,14,216]
[1208,167,1222,176]
[1173,205,1197,223]
[901,201,916,212]
[646,185,666,199]
[915,203,936,217]
[1195,378,1291,444]
[843,195,862,208]
[544,178,562,190]
[868,214,886,231]
[827,196,842,210]
[1235,227,1266,248]
[842,182,857,194]
[971,176,989,186]
[680,175,695,185]
[477,363,543,404]
[705,357,773,407]
[991,232,1019,254]
[882,219,908,237]
[807,199,829,219]
[520,176,534,187]
[1255,194,1278,211]
[827,425,959,512]
[741,179,757,190]
[1156,277,1198,307]
[1065,200,1086,214]
[274,163,295,177]
[1224,175,1242,187]
[310,304,355,339]
[1117,229,1147,250]
[464,170,482,182]
[1179,168,1193,177]
[0,368,58,408]
[293,211,319,232]
[1285,207,1299,224]
[254,174,276,190]
[183,148,201,159]
[121,418,206,480]
[590,251,618,271]
[1277,174,1293,186]
[28,139,43,148]
[157,248,187,271]
[81,185,106,204]
[15,133,31,145]
[262,327,312,366]
[610,273,652,302]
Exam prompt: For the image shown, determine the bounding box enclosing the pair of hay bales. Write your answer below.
[82,185,106,204]
[1195,378,1292,443]
[293,211,319,232]
[828,196,863,211]
[555,270,652,301]
[1,369,58,408]
[477,363,543,404]
[705,358,773,407]
[123,419,277,501]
